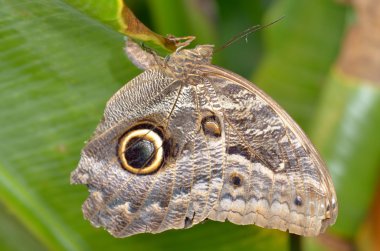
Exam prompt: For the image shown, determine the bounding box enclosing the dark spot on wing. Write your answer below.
[230,173,243,188]
[227,144,252,160]
[294,196,303,206]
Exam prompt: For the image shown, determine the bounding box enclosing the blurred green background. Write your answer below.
[1,0,379,250]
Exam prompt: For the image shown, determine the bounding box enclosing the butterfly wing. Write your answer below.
[71,42,337,238]
[71,68,227,237]
[198,65,337,236]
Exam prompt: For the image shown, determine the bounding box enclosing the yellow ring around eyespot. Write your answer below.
[118,129,164,174]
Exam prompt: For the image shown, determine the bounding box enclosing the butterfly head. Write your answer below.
[164,45,214,78]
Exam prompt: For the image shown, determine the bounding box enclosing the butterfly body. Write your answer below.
[71,41,337,237]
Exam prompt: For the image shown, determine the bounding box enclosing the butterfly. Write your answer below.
[71,38,337,237]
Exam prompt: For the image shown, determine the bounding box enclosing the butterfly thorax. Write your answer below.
[164,45,214,81]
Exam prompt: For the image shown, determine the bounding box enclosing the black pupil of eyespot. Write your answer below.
[232,176,241,186]
[294,196,302,206]
[125,138,155,169]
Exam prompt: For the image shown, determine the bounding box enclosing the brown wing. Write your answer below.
[71,42,337,238]
[70,68,226,237]
[199,65,337,236]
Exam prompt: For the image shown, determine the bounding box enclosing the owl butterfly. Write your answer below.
[71,38,337,237]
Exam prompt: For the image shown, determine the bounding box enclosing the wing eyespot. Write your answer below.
[201,114,222,138]
[294,195,303,206]
[229,173,243,188]
[118,123,165,174]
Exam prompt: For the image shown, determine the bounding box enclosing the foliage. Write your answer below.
[0,0,379,250]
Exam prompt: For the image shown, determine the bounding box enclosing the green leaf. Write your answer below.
[0,164,85,250]
[0,1,288,250]
[253,0,348,130]
[0,203,47,251]
[213,1,267,77]
[64,0,196,53]
[0,0,136,249]
[2,0,378,250]
[147,0,216,45]
[63,0,120,28]
[310,70,380,238]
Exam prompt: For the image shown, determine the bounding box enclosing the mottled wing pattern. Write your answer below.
[71,68,226,237]
[71,42,337,238]
[199,65,337,236]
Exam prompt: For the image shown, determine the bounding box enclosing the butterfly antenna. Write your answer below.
[214,16,285,53]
